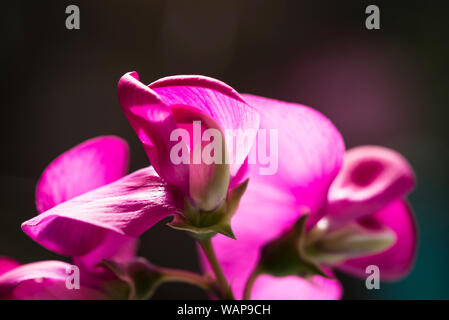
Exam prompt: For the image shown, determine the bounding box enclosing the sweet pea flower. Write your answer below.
[117,73,259,212]
[205,94,416,300]
[22,74,259,258]
[1,136,138,299]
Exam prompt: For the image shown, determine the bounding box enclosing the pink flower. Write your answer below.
[21,74,259,257]
[117,73,259,210]
[1,136,138,299]
[205,94,416,300]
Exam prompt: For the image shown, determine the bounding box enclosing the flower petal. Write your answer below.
[150,76,260,179]
[118,72,189,193]
[241,94,345,226]
[0,261,107,299]
[0,257,20,276]
[73,233,138,276]
[327,146,415,226]
[35,136,136,269]
[36,136,129,213]
[251,273,342,300]
[205,95,345,299]
[337,199,417,281]
[22,166,182,256]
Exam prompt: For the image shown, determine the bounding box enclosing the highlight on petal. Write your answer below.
[0,257,20,276]
[327,146,415,226]
[149,75,260,179]
[241,94,345,226]
[23,167,182,257]
[36,136,129,213]
[337,200,417,281]
[118,72,189,193]
[0,261,107,300]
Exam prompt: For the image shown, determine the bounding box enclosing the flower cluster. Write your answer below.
[0,73,416,300]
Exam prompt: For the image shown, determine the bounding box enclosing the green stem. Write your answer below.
[198,237,235,300]
[243,267,261,300]
[160,267,217,296]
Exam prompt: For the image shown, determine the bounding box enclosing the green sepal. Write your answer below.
[168,179,249,240]
[258,215,330,279]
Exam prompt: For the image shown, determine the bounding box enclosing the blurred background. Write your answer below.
[1,0,448,299]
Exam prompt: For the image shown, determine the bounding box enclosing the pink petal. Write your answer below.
[327,146,415,226]
[36,136,129,213]
[0,257,20,276]
[241,94,345,226]
[150,75,260,180]
[0,261,107,299]
[337,199,417,281]
[22,166,181,256]
[118,72,189,193]
[205,95,345,299]
[34,136,137,270]
[73,233,138,276]
[251,274,342,300]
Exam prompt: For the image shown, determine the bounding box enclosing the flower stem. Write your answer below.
[198,237,235,300]
[243,267,261,300]
[160,267,219,298]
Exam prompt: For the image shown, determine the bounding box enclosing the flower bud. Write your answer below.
[308,222,396,265]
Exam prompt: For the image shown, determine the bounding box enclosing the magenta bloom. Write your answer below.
[22,74,259,257]
[1,136,138,299]
[205,95,416,299]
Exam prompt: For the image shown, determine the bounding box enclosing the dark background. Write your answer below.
[1,0,448,299]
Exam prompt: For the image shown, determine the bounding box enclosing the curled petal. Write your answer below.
[150,75,260,180]
[118,72,189,193]
[337,200,417,281]
[241,94,345,226]
[327,146,415,225]
[22,167,181,256]
[0,261,107,300]
[36,136,129,213]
